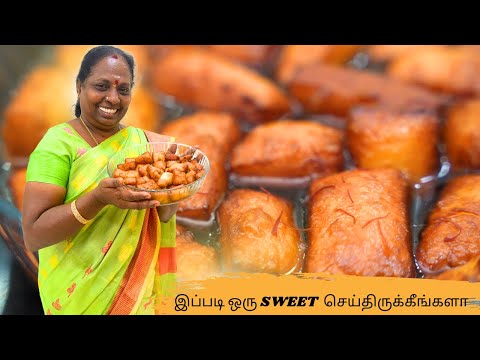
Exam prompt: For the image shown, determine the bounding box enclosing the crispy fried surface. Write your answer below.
[426,255,480,282]
[2,66,77,159]
[162,112,240,220]
[204,45,280,68]
[305,168,415,277]
[347,107,440,183]
[366,45,447,63]
[444,99,480,171]
[230,120,344,178]
[161,111,242,162]
[217,188,303,274]
[176,224,221,281]
[276,45,362,84]
[387,46,480,96]
[176,159,227,220]
[287,63,444,117]
[150,47,291,124]
[416,175,480,275]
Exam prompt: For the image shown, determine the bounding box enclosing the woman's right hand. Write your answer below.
[93,177,160,209]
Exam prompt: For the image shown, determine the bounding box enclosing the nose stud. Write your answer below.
[106,96,110,101]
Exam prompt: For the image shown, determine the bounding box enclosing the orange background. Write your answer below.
[154,273,480,315]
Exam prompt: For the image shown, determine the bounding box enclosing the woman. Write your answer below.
[22,45,178,315]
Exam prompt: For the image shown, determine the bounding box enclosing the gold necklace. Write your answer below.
[79,114,99,146]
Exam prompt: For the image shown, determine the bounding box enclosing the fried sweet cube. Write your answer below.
[416,174,480,275]
[176,224,221,281]
[276,45,362,84]
[347,106,440,184]
[444,99,480,172]
[217,188,303,274]
[230,119,344,178]
[150,47,291,124]
[287,63,445,117]
[305,168,415,277]
[387,46,480,96]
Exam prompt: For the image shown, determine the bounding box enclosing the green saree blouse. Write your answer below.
[26,123,176,315]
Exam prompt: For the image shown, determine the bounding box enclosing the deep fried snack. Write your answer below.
[387,46,480,96]
[347,106,440,184]
[443,99,480,172]
[162,112,241,220]
[230,120,344,178]
[426,255,480,282]
[276,45,362,84]
[305,168,415,277]
[2,66,78,161]
[416,174,480,275]
[176,224,221,281]
[204,45,280,69]
[217,188,303,274]
[112,149,205,193]
[150,46,291,124]
[149,45,280,69]
[175,157,227,221]
[161,111,242,162]
[366,45,447,63]
[147,45,199,61]
[287,63,445,118]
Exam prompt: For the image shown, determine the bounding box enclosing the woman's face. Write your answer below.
[78,55,132,131]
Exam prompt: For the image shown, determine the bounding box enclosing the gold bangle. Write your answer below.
[71,199,89,225]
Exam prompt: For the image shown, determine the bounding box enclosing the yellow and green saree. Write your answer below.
[26,124,176,315]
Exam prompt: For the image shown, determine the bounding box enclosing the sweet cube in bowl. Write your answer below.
[107,142,210,205]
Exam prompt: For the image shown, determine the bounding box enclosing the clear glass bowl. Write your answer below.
[107,142,210,205]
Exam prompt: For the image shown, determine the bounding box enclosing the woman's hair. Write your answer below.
[74,45,135,117]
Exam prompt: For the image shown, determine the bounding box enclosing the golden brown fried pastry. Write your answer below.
[203,45,280,69]
[176,224,221,281]
[276,45,362,84]
[366,45,447,63]
[161,111,242,162]
[2,66,77,162]
[416,174,480,275]
[149,46,291,124]
[347,106,440,184]
[387,46,480,96]
[217,188,303,274]
[230,120,344,178]
[443,99,480,172]
[162,112,241,220]
[147,45,198,62]
[305,168,415,277]
[175,159,227,221]
[287,63,444,118]
[8,167,27,213]
[426,255,480,282]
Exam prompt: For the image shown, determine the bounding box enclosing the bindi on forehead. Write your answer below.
[106,56,120,67]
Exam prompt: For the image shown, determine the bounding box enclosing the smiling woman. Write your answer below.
[21,45,179,315]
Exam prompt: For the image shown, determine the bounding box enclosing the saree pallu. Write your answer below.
[36,126,176,315]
